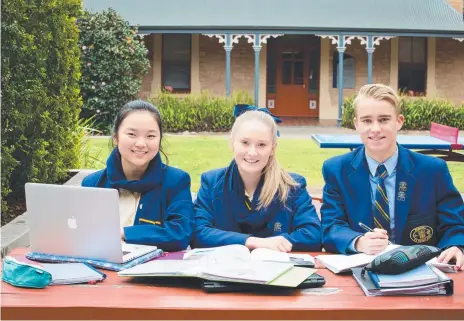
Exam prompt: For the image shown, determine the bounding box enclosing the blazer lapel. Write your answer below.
[348,147,374,229]
[394,146,416,244]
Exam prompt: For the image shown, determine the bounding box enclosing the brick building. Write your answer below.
[84,0,464,123]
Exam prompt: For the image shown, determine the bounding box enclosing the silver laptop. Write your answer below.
[25,183,157,264]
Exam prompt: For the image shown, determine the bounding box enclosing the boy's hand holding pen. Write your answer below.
[355,222,391,255]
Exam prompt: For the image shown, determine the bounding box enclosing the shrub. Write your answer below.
[341,96,464,130]
[400,98,464,130]
[1,0,82,223]
[340,97,355,129]
[78,8,150,132]
[150,91,253,132]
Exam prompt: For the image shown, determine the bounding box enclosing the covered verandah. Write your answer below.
[84,0,464,123]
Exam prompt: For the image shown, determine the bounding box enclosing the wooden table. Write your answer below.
[2,248,463,320]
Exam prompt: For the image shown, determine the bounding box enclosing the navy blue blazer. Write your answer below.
[321,145,464,254]
[192,167,322,251]
[82,166,194,251]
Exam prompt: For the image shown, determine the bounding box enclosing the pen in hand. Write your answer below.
[358,222,392,245]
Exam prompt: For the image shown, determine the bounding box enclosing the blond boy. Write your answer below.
[321,84,464,270]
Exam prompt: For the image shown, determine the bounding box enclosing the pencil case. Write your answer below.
[2,256,52,289]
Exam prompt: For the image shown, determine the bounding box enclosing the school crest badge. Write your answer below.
[274,222,282,233]
[397,181,407,201]
[397,191,406,201]
[410,225,433,243]
[399,181,407,192]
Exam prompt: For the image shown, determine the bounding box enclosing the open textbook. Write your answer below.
[183,245,315,266]
[119,246,316,287]
[316,244,456,274]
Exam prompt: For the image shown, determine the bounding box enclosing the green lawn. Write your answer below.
[86,136,464,192]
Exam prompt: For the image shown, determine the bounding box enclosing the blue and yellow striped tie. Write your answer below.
[374,164,391,234]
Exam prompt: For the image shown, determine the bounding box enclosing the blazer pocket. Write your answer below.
[402,213,437,245]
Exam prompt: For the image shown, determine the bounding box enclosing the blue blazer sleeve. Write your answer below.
[321,161,363,254]
[124,170,195,251]
[280,176,322,251]
[192,173,250,248]
[81,170,103,187]
[435,160,464,249]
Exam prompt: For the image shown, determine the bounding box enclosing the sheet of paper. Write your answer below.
[183,244,250,261]
[317,244,400,273]
[201,260,293,284]
[250,248,314,264]
[271,267,316,287]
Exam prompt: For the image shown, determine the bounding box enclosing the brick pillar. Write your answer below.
[319,38,335,120]
[389,37,399,91]
[259,44,267,107]
[426,37,437,98]
[151,34,162,93]
[191,34,201,94]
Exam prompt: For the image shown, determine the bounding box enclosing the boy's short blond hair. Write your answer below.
[353,84,401,116]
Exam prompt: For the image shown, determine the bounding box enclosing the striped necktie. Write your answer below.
[373,164,391,234]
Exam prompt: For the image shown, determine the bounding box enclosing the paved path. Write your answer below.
[92,126,464,139]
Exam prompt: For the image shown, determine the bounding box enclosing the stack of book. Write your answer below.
[352,264,454,296]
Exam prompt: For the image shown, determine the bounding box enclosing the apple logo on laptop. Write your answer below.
[67,216,77,229]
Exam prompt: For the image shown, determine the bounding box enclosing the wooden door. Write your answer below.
[268,36,320,118]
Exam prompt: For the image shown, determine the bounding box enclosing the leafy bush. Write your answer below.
[340,97,355,129]
[400,98,464,130]
[1,0,82,222]
[150,91,253,132]
[342,96,464,130]
[78,8,150,132]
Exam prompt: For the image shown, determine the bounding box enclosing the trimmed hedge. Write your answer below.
[150,91,253,132]
[341,96,464,130]
[1,0,82,223]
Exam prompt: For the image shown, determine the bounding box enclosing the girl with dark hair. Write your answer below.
[82,100,194,251]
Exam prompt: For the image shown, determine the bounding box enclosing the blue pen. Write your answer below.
[358,222,392,244]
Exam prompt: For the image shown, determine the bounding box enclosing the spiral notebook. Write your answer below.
[26,249,163,272]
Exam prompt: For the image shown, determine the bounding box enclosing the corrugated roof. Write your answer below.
[83,0,464,36]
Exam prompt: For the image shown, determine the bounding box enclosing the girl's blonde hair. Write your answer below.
[230,110,298,209]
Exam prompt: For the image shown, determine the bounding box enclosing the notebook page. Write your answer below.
[317,244,400,273]
[250,248,315,264]
[183,244,251,261]
[201,260,293,284]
